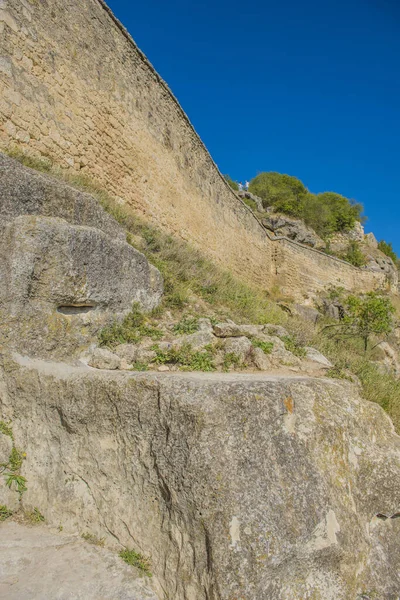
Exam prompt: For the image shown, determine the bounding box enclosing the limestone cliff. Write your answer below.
[0,1,392,300]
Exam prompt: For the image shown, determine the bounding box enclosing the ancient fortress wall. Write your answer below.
[0,0,388,299]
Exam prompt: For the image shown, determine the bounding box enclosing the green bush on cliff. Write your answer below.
[378,240,398,263]
[341,241,367,267]
[248,172,364,238]
[322,291,395,352]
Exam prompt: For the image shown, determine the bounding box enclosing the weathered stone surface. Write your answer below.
[0,521,156,600]
[0,431,12,465]
[115,344,138,364]
[258,335,301,367]
[0,153,124,241]
[251,347,272,370]
[263,324,289,338]
[305,346,333,367]
[197,318,213,333]
[237,190,264,212]
[172,330,215,350]
[213,321,264,338]
[375,341,400,377]
[2,354,400,599]
[293,303,321,324]
[0,215,162,315]
[88,348,120,370]
[261,214,325,249]
[0,215,162,358]
[223,336,253,362]
[364,231,378,249]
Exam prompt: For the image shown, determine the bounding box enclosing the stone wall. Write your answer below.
[0,0,389,299]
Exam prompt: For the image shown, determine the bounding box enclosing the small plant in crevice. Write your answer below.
[0,505,13,522]
[252,339,274,354]
[81,532,105,546]
[152,343,216,372]
[99,303,163,348]
[0,421,14,440]
[5,473,27,495]
[119,548,152,576]
[25,507,45,525]
[173,317,199,335]
[0,421,27,497]
[130,362,149,372]
[282,336,307,358]
[222,352,242,372]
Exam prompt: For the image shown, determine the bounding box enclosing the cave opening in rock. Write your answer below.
[57,304,96,315]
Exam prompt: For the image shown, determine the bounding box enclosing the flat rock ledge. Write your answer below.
[0,521,156,600]
[1,353,400,600]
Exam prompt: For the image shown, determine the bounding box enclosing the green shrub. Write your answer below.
[173,317,199,335]
[282,336,307,357]
[252,339,274,354]
[249,172,307,217]
[152,343,215,371]
[378,240,398,263]
[248,172,364,238]
[222,352,242,372]
[341,241,367,267]
[322,292,395,352]
[99,304,163,347]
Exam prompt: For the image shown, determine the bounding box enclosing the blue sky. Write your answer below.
[107,0,400,253]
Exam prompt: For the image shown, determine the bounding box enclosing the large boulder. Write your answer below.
[0,216,162,357]
[2,353,400,600]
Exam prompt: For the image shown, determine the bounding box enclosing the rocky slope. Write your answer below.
[1,155,400,599]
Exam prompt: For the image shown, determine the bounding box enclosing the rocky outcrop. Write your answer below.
[237,190,264,212]
[0,153,123,240]
[1,353,400,600]
[261,214,326,249]
[0,157,163,359]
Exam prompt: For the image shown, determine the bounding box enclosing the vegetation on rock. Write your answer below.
[378,239,398,263]
[341,241,367,267]
[323,291,395,352]
[119,549,152,576]
[249,172,364,238]
[5,149,400,433]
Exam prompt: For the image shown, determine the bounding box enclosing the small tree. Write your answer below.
[342,241,366,267]
[324,292,395,352]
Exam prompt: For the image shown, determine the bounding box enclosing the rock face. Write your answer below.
[0,153,124,241]
[0,159,163,359]
[261,214,325,249]
[0,521,156,600]
[1,215,162,315]
[2,354,400,600]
